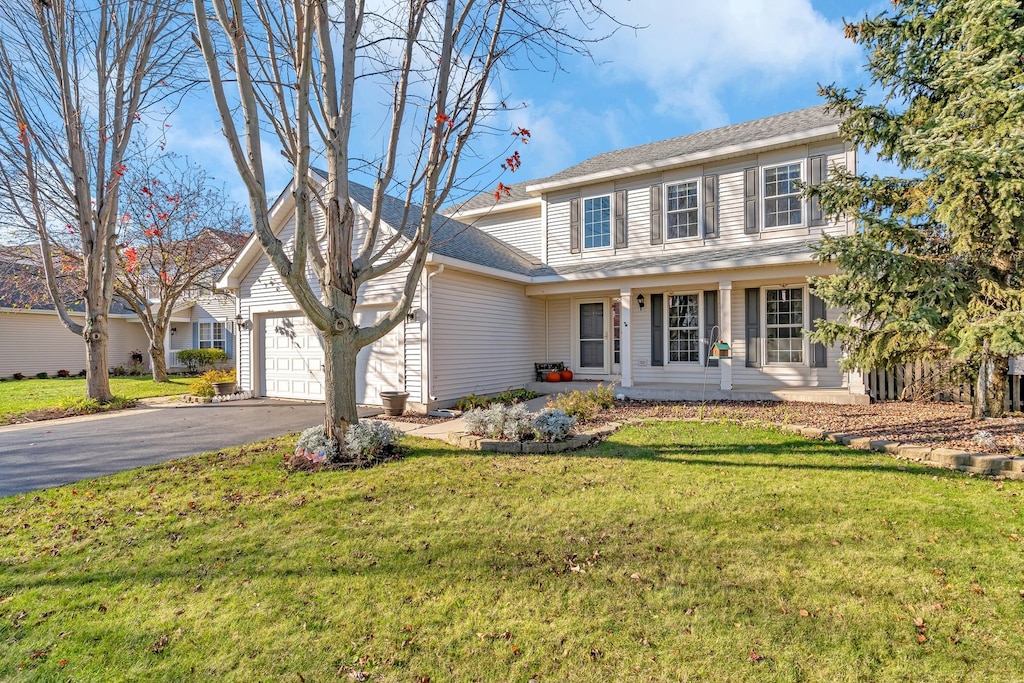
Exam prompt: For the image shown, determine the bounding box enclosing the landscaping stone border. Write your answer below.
[770,421,1024,480]
[447,422,620,454]
[181,391,254,404]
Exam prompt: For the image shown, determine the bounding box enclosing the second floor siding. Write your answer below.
[542,141,853,268]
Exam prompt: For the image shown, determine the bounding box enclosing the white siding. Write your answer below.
[545,298,571,366]
[192,293,235,321]
[543,142,851,267]
[428,269,545,403]
[462,206,543,260]
[0,311,149,377]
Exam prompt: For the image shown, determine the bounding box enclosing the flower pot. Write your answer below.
[211,381,237,396]
[380,390,409,416]
[546,371,562,382]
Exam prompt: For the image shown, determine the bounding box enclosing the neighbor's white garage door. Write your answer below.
[259,310,403,404]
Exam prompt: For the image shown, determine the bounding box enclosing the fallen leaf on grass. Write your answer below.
[749,650,765,662]
[150,634,169,654]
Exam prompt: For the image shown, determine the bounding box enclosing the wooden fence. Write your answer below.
[865,359,1024,412]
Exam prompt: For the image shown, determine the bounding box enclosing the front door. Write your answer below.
[578,300,608,373]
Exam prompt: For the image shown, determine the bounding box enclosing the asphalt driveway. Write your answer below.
[0,398,376,498]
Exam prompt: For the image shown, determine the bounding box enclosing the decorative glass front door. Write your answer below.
[579,301,606,371]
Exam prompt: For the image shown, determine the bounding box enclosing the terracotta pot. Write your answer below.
[546,371,562,382]
[560,369,574,381]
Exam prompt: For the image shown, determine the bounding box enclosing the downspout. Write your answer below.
[424,264,445,408]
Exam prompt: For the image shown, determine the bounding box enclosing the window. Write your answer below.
[666,181,699,239]
[764,163,802,228]
[612,299,621,365]
[766,287,803,363]
[583,196,611,249]
[198,322,226,350]
[668,293,700,363]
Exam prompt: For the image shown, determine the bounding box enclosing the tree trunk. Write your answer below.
[84,316,114,403]
[150,334,169,383]
[323,329,360,446]
[973,340,1007,418]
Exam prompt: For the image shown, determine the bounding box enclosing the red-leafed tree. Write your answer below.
[0,0,192,401]
[116,154,247,382]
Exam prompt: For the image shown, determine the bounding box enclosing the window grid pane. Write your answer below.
[764,163,802,228]
[666,181,699,239]
[668,294,700,363]
[766,287,804,363]
[584,196,611,249]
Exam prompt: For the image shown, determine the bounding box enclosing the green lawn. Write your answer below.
[2,421,1023,681]
[0,376,191,424]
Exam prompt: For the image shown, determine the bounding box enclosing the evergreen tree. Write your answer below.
[811,0,1024,417]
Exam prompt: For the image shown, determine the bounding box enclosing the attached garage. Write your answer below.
[258,309,403,404]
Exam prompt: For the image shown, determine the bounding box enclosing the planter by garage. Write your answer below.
[212,381,237,396]
[380,391,409,416]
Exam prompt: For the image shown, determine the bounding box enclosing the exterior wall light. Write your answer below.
[636,293,645,310]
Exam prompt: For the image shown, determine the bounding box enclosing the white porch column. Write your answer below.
[719,280,733,391]
[619,288,633,387]
[848,368,868,395]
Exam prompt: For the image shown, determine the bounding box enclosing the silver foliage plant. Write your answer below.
[463,404,575,442]
[531,408,577,442]
[344,421,402,461]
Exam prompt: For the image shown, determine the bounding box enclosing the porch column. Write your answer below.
[719,280,733,391]
[848,368,868,395]
[619,288,633,387]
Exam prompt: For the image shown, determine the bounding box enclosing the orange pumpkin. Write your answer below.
[546,371,562,382]
[560,369,574,381]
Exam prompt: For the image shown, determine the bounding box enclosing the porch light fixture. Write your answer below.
[234,314,252,331]
[636,293,645,310]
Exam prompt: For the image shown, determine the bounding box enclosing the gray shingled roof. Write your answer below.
[450,105,839,214]
[531,240,818,279]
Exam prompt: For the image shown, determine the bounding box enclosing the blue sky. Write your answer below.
[163,0,889,208]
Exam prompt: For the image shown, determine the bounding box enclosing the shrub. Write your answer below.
[455,388,537,412]
[292,424,340,466]
[77,369,87,377]
[57,369,70,378]
[344,420,403,465]
[177,348,228,373]
[531,408,576,442]
[12,372,24,380]
[464,403,533,440]
[127,361,146,376]
[110,365,127,377]
[130,349,145,364]
[57,395,135,414]
[188,368,236,397]
[35,371,49,379]
[548,383,615,423]
[455,393,489,412]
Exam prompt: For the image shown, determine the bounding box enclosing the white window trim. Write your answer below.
[582,194,613,251]
[761,285,809,366]
[198,321,227,351]
[762,160,807,231]
[665,291,703,365]
[664,178,702,242]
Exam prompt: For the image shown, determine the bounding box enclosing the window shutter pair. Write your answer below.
[650,178,718,243]
[808,155,827,227]
[744,288,828,368]
[704,290,718,367]
[570,192,628,252]
[743,168,759,235]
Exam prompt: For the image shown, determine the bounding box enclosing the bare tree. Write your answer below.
[116,152,247,381]
[0,0,193,401]
[192,0,616,444]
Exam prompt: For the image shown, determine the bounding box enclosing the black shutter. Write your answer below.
[650,293,664,366]
[809,292,828,368]
[704,290,718,367]
[569,198,581,254]
[649,185,663,245]
[745,288,761,368]
[808,155,827,227]
[703,175,718,239]
[614,189,628,248]
[744,167,759,235]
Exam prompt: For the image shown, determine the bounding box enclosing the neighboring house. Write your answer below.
[220,105,872,410]
[0,248,238,377]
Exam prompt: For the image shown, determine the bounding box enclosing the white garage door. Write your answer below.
[259,310,403,404]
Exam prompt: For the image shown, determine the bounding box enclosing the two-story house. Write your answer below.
[219,105,869,410]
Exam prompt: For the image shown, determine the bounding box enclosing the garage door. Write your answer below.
[259,310,403,404]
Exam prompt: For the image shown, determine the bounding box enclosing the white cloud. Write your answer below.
[591,0,859,126]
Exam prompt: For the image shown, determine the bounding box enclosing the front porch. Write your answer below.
[527,380,871,406]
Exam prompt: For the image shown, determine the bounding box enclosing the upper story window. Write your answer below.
[666,181,699,240]
[583,196,611,249]
[198,321,226,351]
[764,163,802,228]
[668,293,700,363]
[765,287,804,363]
